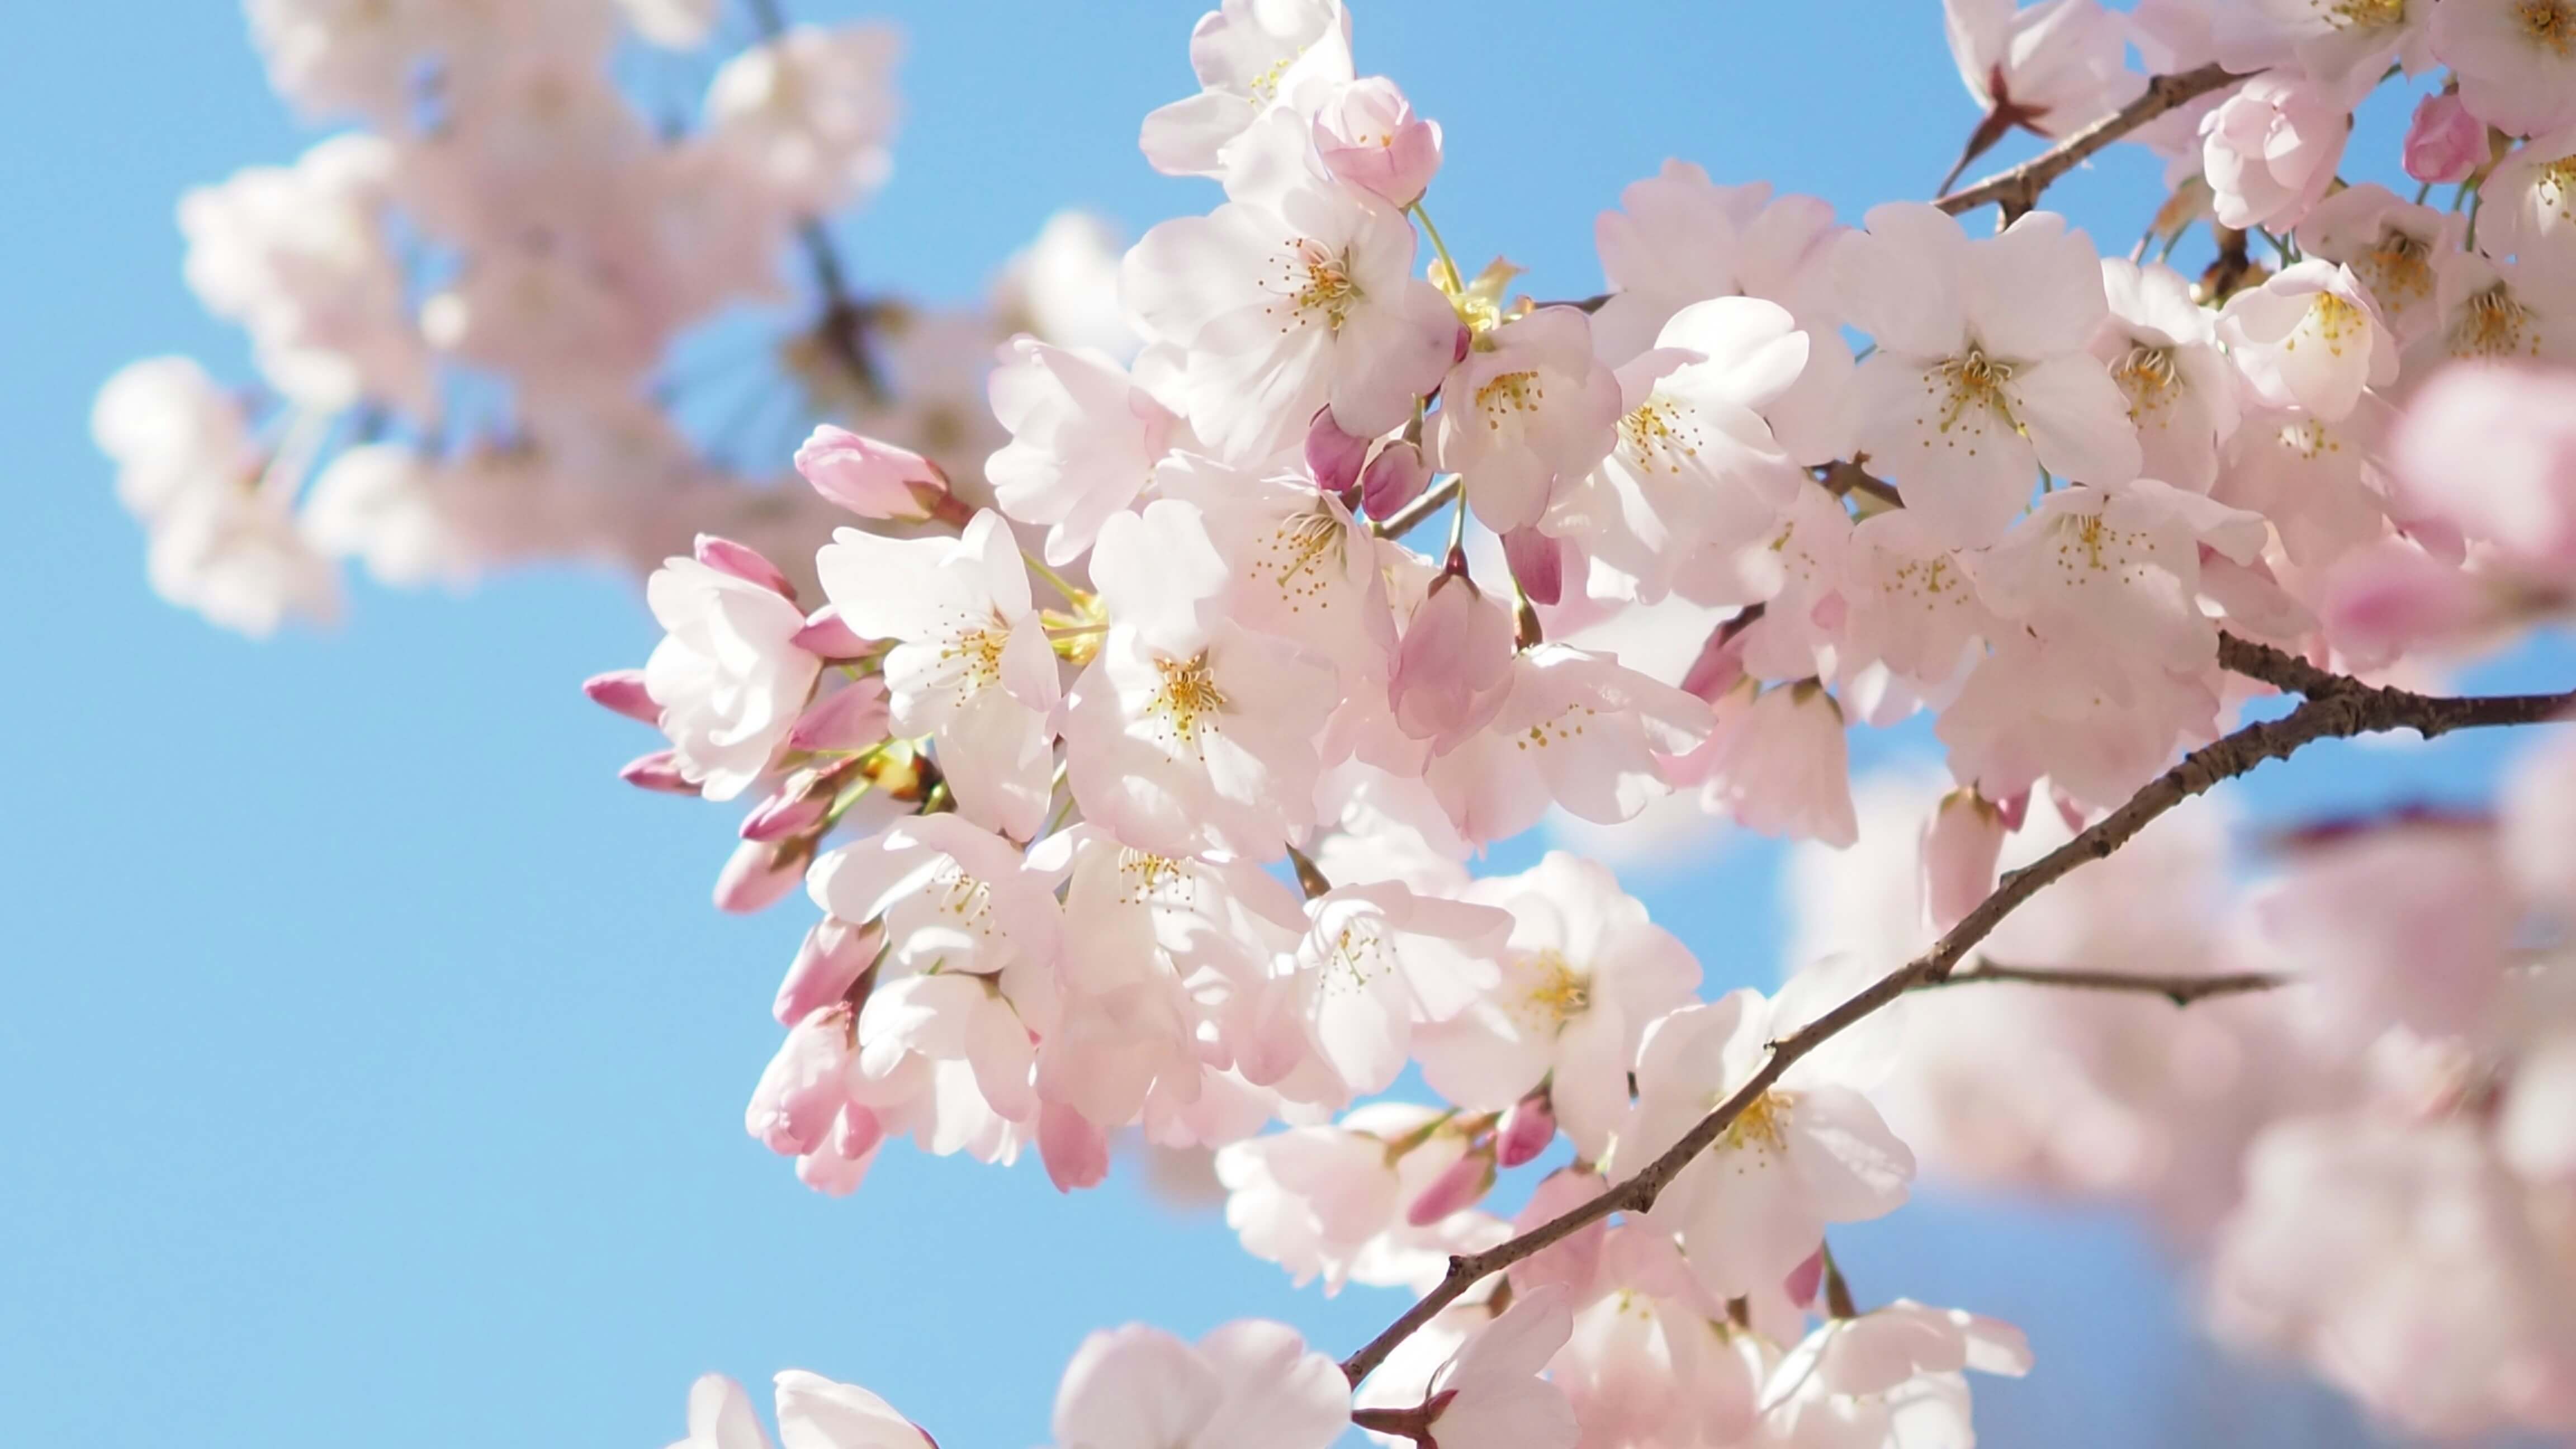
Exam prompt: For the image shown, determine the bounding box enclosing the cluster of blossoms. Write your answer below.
[88,0,2576,1442]
[91,0,1128,635]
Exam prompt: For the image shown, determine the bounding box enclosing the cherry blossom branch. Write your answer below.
[1339,659,2576,1386]
[1924,957,2290,1007]
[2215,631,2367,698]
[1933,63,2239,221]
[743,0,887,402]
[1371,474,1462,539]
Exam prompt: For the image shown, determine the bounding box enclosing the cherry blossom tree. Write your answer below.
[102,0,2576,1444]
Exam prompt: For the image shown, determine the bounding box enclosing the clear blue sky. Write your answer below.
[1,4,2545,1446]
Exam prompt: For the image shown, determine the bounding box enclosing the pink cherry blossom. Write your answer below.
[2217,260,2400,421]
[1124,127,1458,460]
[1052,1319,1349,1449]
[795,425,949,523]
[1423,646,1713,844]
[2199,75,2349,231]
[703,24,902,217]
[1687,680,1860,849]
[1619,992,1915,1299]
[1389,572,1517,754]
[1434,306,1625,534]
[2481,125,2576,261]
[2092,258,2239,491]
[986,339,1184,565]
[1548,297,1809,602]
[1755,1300,2034,1448]
[2405,92,2490,183]
[1214,1104,1509,1292]
[2391,361,2576,571]
[2294,184,2461,347]
[1835,203,2139,548]
[643,550,821,802]
[1291,879,1509,1097]
[1313,77,1441,208]
[2210,0,2435,86]
[1419,1285,1579,1449]
[2432,0,2576,136]
[1943,0,2143,141]
[1063,500,1337,859]
[1139,0,1353,179]
[1414,853,1702,1158]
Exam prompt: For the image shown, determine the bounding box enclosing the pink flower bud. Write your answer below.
[791,605,875,663]
[1305,406,1374,494]
[584,669,660,725]
[1496,1092,1556,1167]
[1924,788,2007,932]
[1680,621,1751,703]
[1783,1248,1825,1309]
[1389,574,1515,752]
[2403,93,2485,186]
[794,424,945,520]
[693,534,795,599]
[788,678,892,754]
[1406,1148,1497,1226]
[715,837,808,914]
[1314,77,1443,208]
[776,915,882,1024]
[833,1105,884,1164]
[1502,525,1564,606]
[1361,439,1431,520]
[745,1007,854,1157]
[1038,1100,1112,1193]
[621,749,700,794]
[740,783,830,843]
[1992,788,2030,832]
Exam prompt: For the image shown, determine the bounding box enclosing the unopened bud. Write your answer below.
[584,669,660,725]
[1502,525,1564,606]
[792,605,874,661]
[1305,406,1373,494]
[621,749,699,794]
[1361,439,1431,520]
[1680,621,1751,703]
[694,534,795,599]
[1924,788,2007,932]
[740,781,831,844]
[1497,1092,1556,1167]
[794,424,946,522]
[775,915,882,1024]
[788,678,891,754]
[715,836,809,915]
[1406,1148,1498,1226]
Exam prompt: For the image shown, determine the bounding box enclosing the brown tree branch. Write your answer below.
[2216,631,2365,698]
[1339,661,2576,1386]
[1370,474,1463,539]
[1934,64,2242,222]
[1924,958,2291,1007]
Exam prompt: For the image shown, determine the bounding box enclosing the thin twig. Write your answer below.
[1934,64,2242,222]
[742,0,885,402]
[1339,663,2576,1385]
[1371,475,1463,539]
[1924,958,2290,1008]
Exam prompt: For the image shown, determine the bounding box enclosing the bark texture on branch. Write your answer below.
[1934,63,2241,222]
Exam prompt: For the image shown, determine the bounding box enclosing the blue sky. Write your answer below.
[2,3,2550,1446]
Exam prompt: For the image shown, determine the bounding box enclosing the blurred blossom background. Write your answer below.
[3,2,2556,1445]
